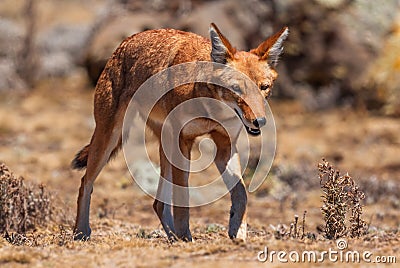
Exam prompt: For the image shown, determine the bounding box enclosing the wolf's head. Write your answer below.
[209,23,288,136]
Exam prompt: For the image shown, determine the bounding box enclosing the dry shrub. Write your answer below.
[348,181,368,238]
[318,159,367,239]
[0,163,52,236]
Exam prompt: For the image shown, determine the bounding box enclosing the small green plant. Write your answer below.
[318,159,367,239]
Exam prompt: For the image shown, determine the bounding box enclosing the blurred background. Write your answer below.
[1,0,400,115]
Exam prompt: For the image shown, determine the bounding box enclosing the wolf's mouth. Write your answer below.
[244,125,261,136]
[234,109,261,136]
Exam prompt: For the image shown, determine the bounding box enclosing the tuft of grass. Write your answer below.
[271,211,315,240]
[205,223,226,234]
[318,158,367,239]
[136,228,165,239]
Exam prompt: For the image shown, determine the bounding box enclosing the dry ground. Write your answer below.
[0,74,399,267]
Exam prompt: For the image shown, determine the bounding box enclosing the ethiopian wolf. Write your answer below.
[72,23,288,241]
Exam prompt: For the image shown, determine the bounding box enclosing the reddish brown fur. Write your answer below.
[72,24,288,241]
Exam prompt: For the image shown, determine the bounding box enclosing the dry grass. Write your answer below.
[1,155,397,267]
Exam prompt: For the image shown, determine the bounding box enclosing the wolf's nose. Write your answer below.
[253,117,266,128]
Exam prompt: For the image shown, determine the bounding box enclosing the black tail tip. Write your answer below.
[71,144,90,170]
[71,157,87,170]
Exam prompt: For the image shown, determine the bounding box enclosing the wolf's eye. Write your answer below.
[260,84,270,91]
[231,84,241,93]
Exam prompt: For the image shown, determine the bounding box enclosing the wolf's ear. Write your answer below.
[251,27,289,66]
[209,23,236,64]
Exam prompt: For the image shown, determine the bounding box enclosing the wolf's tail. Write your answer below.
[71,144,90,170]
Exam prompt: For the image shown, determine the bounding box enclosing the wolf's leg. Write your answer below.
[212,131,247,241]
